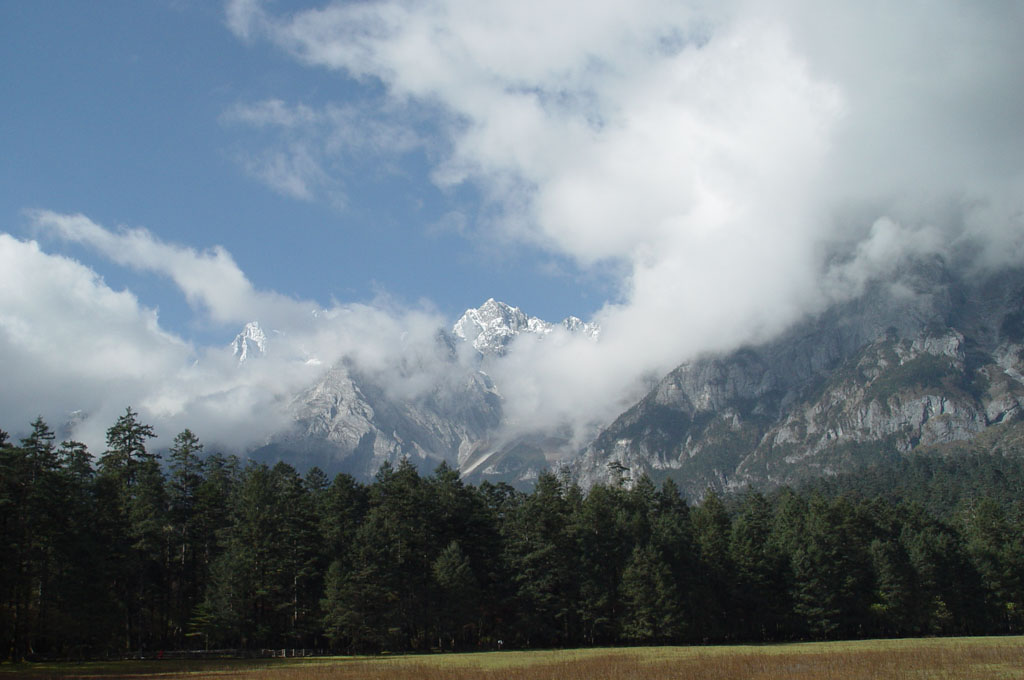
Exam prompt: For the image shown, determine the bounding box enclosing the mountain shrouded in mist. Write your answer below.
[3,2,1024,489]
[205,261,1024,494]
[574,257,1024,496]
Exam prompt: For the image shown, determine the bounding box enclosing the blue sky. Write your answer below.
[1,0,609,344]
[3,0,1023,450]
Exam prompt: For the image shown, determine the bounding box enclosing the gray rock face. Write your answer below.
[573,258,1024,498]
[247,299,602,481]
[252,299,605,480]
[252,348,502,478]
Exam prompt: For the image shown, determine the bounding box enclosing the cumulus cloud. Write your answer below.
[1,217,448,454]
[228,1,1024,383]
[221,0,1024,447]
[0,233,194,447]
[30,210,313,328]
[7,0,1024,466]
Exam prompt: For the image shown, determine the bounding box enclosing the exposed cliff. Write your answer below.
[573,259,1024,498]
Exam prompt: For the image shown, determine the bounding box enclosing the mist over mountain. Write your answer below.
[231,321,268,363]
[573,256,1024,497]
[241,299,601,485]
[453,298,600,356]
[4,2,1024,498]
[211,253,1024,496]
[250,336,503,479]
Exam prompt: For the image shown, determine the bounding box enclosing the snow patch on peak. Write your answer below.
[232,321,267,363]
[562,316,601,340]
[453,299,600,355]
[453,299,548,355]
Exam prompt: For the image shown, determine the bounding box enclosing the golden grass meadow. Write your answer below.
[3,636,1023,679]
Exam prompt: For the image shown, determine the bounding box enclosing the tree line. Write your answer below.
[2,409,1024,660]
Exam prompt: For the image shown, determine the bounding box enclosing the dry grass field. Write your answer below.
[3,636,1023,679]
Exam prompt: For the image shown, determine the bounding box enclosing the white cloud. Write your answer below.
[223,99,321,129]
[9,0,1024,467]
[822,217,946,301]
[0,233,193,446]
[2,217,449,454]
[222,0,1024,446]
[30,210,312,327]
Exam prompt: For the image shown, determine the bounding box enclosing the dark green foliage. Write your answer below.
[790,496,875,639]
[620,543,679,642]
[504,471,580,647]
[960,498,1024,631]
[863,354,961,405]
[804,448,1024,517]
[5,412,1024,659]
[431,540,480,649]
[729,491,788,640]
[1000,309,1024,342]
[691,490,734,639]
[167,430,205,646]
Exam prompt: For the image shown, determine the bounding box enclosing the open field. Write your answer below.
[3,636,1023,679]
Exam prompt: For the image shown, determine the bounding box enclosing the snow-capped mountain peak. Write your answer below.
[561,315,601,340]
[453,299,599,355]
[232,321,267,363]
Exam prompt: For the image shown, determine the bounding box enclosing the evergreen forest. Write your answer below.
[3,409,1024,660]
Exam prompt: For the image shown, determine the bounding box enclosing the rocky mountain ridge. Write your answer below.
[239,260,1024,495]
[248,299,596,480]
[572,258,1024,498]
[253,354,502,478]
[452,298,599,356]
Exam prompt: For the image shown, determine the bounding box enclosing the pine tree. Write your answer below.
[95,407,163,651]
[868,535,919,636]
[620,542,679,642]
[902,504,985,635]
[99,408,157,490]
[11,418,63,657]
[691,490,734,640]
[650,479,696,640]
[318,473,368,652]
[323,460,434,652]
[166,430,205,646]
[0,428,28,659]
[962,497,1024,631]
[729,490,787,640]
[427,462,499,647]
[791,496,874,639]
[431,540,480,649]
[572,482,631,644]
[49,440,107,655]
[505,471,579,647]
[272,462,323,646]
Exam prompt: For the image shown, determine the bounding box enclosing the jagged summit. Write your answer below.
[561,315,600,340]
[218,264,1024,495]
[453,299,599,355]
[231,321,267,363]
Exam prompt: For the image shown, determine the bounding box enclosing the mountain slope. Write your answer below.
[248,300,596,480]
[251,345,502,478]
[572,258,1024,498]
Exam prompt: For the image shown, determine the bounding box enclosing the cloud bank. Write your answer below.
[1,213,449,452]
[223,0,1024,438]
[3,0,1023,462]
